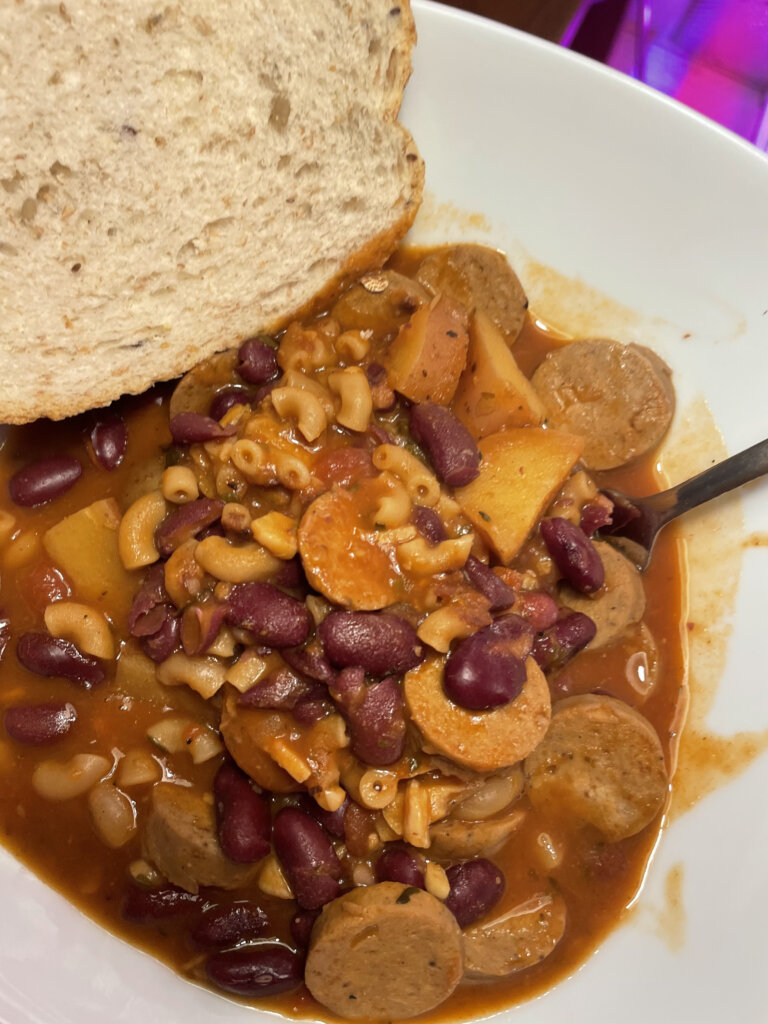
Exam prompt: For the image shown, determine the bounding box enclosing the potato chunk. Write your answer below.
[383,294,469,405]
[43,498,136,614]
[452,311,545,438]
[454,429,583,563]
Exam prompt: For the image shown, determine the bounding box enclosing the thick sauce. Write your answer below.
[0,248,687,1021]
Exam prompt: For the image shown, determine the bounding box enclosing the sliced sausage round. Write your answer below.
[560,541,645,649]
[416,244,528,343]
[298,486,402,610]
[523,694,669,841]
[220,688,307,794]
[429,806,526,858]
[531,338,674,470]
[463,890,567,976]
[404,654,551,772]
[304,882,463,1020]
[143,783,262,894]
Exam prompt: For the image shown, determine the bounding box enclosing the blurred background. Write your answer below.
[443,1,768,151]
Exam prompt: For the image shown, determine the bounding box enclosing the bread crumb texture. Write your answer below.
[0,0,423,422]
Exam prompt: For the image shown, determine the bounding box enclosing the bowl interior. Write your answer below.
[2,3,768,1022]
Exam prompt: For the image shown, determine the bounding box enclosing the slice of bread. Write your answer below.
[0,0,424,423]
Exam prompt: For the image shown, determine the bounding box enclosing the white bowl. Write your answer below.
[2,3,768,1022]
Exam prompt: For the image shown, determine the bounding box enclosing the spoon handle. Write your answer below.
[652,436,768,525]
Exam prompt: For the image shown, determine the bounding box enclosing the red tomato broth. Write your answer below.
[0,246,687,1021]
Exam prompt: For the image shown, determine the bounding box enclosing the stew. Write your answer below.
[0,244,686,1021]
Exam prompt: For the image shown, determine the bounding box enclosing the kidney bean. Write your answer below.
[411,505,447,545]
[367,421,396,447]
[272,807,342,910]
[343,801,378,857]
[4,702,77,745]
[206,944,302,997]
[464,555,515,611]
[443,617,531,710]
[409,403,480,486]
[292,694,333,724]
[17,564,71,614]
[122,883,202,924]
[532,612,597,671]
[299,793,348,839]
[290,908,320,948]
[9,456,82,507]
[444,859,505,928]
[514,591,559,631]
[319,611,422,676]
[169,412,238,444]
[209,388,250,422]
[540,517,605,594]
[580,499,613,536]
[155,498,224,557]
[365,361,388,387]
[191,902,268,949]
[376,846,425,888]
[314,447,376,487]
[214,762,271,863]
[16,632,105,688]
[237,336,280,385]
[127,565,168,636]
[332,672,407,766]
[273,555,307,592]
[226,583,312,648]
[237,668,315,711]
[254,380,279,405]
[181,602,227,656]
[282,641,336,685]
[140,607,181,662]
[89,414,127,470]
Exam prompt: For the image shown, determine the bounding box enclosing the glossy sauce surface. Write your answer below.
[0,249,687,1021]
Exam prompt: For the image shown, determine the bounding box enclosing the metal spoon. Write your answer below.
[598,436,768,570]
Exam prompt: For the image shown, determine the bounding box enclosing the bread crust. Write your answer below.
[0,0,424,423]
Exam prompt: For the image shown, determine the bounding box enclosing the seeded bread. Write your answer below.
[0,0,424,423]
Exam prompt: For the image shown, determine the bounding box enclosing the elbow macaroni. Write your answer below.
[44,601,115,659]
[250,511,298,560]
[156,651,228,700]
[372,472,412,528]
[328,366,373,432]
[161,466,199,504]
[118,491,167,569]
[372,444,441,507]
[396,534,474,575]
[195,535,281,583]
[270,386,328,443]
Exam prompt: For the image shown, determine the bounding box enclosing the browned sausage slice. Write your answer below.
[169,350,239,418]
[305,882,463,1020]
[298,484,403,610]
[531,338,674,470]
[463,890,567,976]
[220,687,349,803]
[429,806,526,858]
[404,655,551,772]
[560,541,645,649]
[331,270,430,333]
[523,694,668,841]
[143,782,260,894]
[219,690,302,794]
[416,244,528,343]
